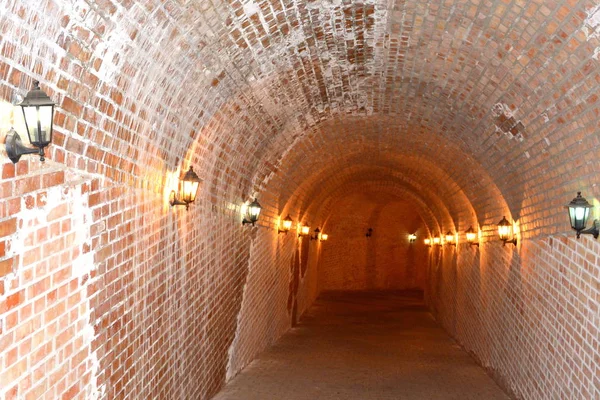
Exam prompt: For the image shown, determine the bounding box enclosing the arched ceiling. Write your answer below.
[8,0,600,235]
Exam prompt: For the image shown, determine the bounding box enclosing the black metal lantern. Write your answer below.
[298,224,310,237]
[497,216,517,246]
[311,228,321,241]
[445,231,456,246]
[169,167,202,210]
[566,192,599,239]
[5,81,56,163]
[365,228,373,238]
[278,215,293,234]
[242,198,262,225]
[465,226,479,247]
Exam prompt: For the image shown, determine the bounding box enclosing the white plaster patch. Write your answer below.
[583,4,600,39]
[582,4,600,58]
[243,2,260,17]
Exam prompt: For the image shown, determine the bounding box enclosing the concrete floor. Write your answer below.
[212,291,510,400]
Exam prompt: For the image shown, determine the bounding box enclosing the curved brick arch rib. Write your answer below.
[316,182,444,239]
[301,171,454,233]
[253,116,511,227]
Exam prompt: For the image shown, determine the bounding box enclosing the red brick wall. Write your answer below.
[2,0,600,399]
[427,235,600,399]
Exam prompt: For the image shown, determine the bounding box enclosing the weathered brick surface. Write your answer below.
[2,0,600,399]
[428,237,600,399]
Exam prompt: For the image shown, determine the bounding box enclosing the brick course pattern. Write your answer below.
[1,0,600,399]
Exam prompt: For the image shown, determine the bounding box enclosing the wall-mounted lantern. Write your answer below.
[497,216,517,246]
[169,167,202,210]
[432,236,441,246]
[465,226,479,247]
[566,192,599,239]
[320,233,328,242]
[408,233,417,243]
[311,228,321,241]
[298,224,310,237]
[5,81,56,163]
[365,228,373,238]
[445,231,456,246]
[242,198,262,226]
[278,215,293,234]
[424,238,431,247]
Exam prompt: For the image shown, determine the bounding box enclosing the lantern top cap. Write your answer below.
[566,192,593,209]
[19,81,55,107]
[314,227,321,233]
[446,231,452,235]
[498,216,510,226]
[249,198,261,207]
[283,215,292,222]
[466,226,475,233]
[182,166,202,183]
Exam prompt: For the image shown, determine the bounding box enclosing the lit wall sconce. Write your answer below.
[278,215,293,234]
[432,236,441,246]
[465,226,479,247]
[169,167,202,210]
[424,238,431,247]
[242,198,262,226]
[311,228,321,241]
[497,216,517,246]
[320,233,328,242]
[408,233,417,243]
[365,228,373,238]
[566,192,599,239]
[5,81,56,163]
[445,231,456,246]
[298,224,310,237]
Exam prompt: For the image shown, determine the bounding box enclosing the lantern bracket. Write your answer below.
[169,192,189,210]
[577,220,599,239]
[5,128,39,163]
[501,237,517,246]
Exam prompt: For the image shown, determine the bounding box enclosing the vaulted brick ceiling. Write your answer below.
[22,0,600,235]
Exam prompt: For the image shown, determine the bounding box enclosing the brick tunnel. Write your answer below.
[1,0,599,399]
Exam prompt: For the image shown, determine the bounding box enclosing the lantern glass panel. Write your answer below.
[568,206,590,230]
[249,205,261,220]
[282,217,293,231]
[23,105,53,146]
[301,226,310,235]
[466,231,477,243]
[497,218,512,241]
[182,180,200,203]
[320,233,328,241]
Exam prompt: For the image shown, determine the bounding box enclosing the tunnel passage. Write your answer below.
[319,190,429,292]
[1,1,600,400]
